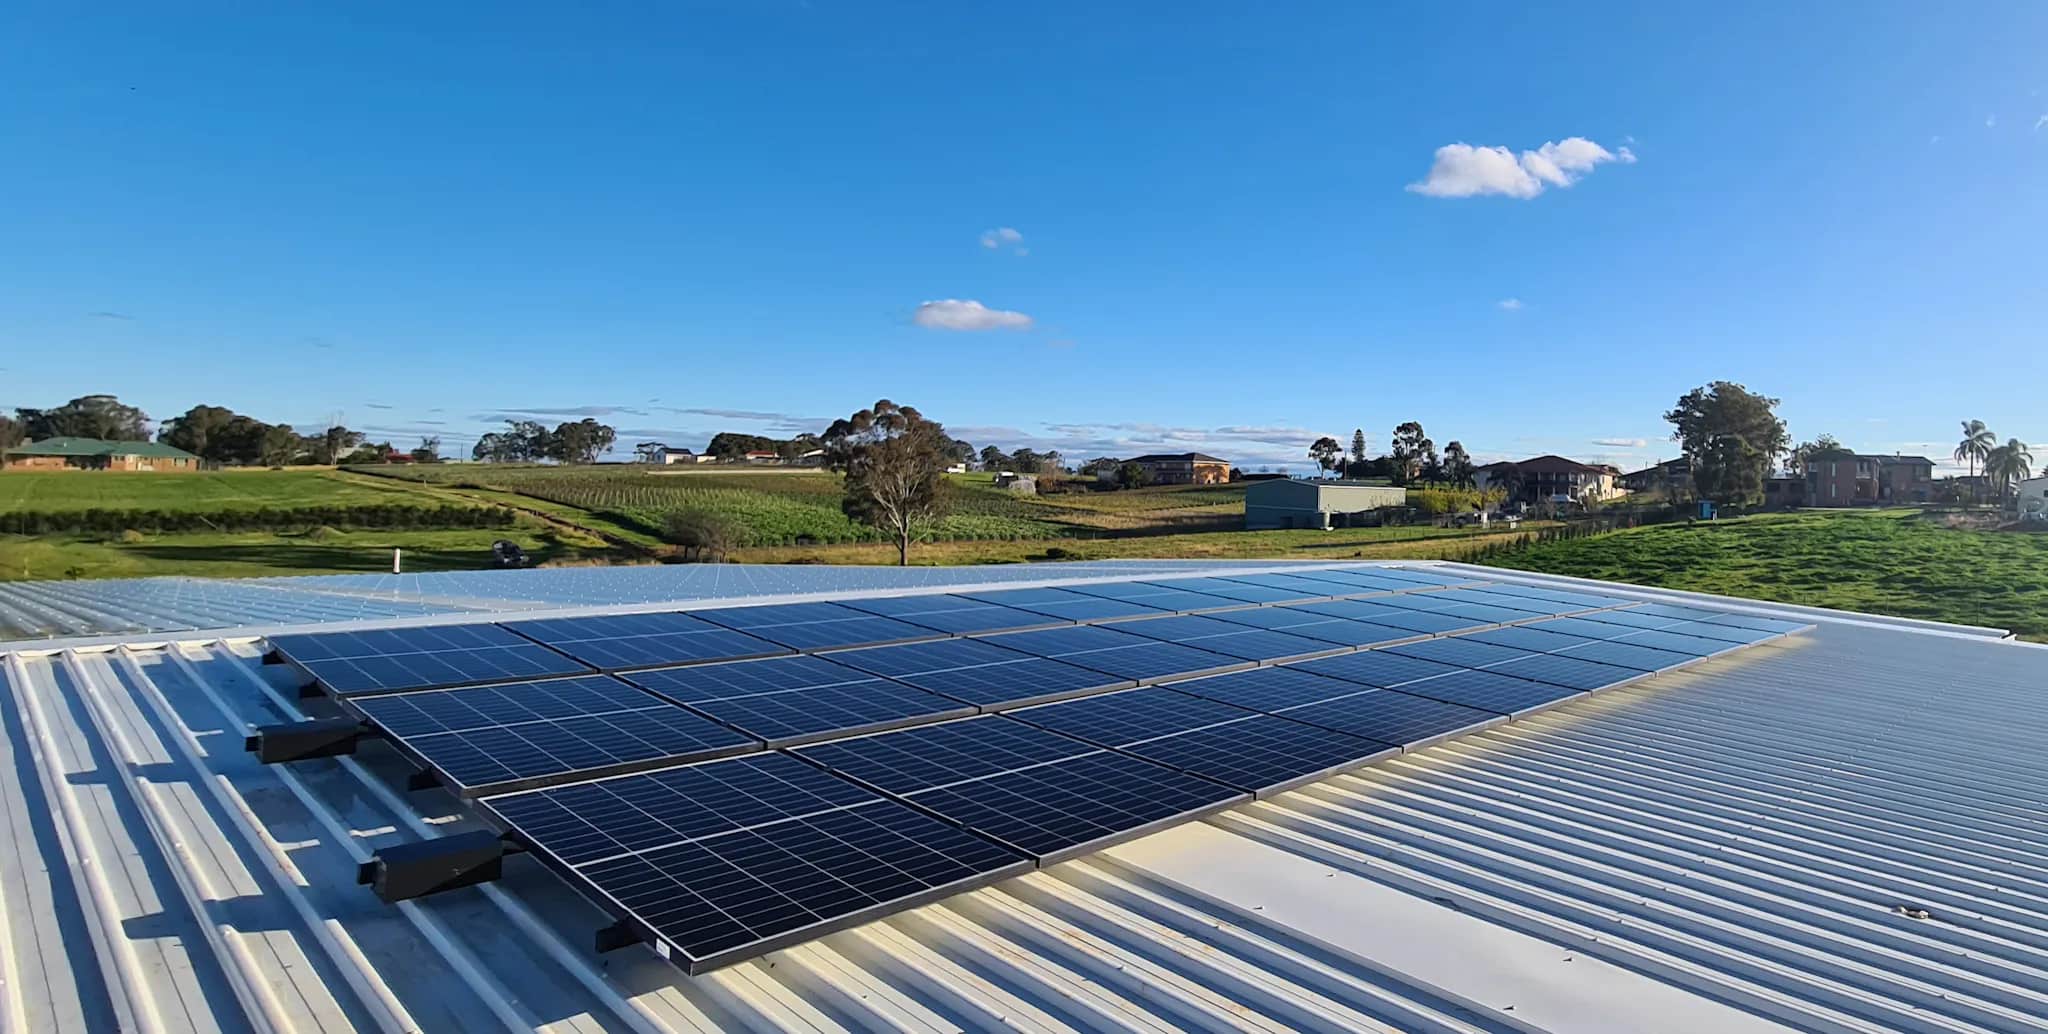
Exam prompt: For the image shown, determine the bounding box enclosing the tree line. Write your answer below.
[473,418,617,464]
[0,394,441,467]
[1307,423,1476,487]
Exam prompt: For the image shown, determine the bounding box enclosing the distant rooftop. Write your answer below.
[3,435,199,459]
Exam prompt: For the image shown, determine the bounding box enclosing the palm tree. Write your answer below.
[1983,438,2034,504]
[1955,419,1995,504]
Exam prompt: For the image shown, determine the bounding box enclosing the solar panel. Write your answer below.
[1385,636,1540,670]
[627,655,972,746]
[1220,572,1381,595]
[1687,612,1810,634]
[1329,607,1492,636]
[1483,651,1643,692]
[1653,619,1779,644]
[1554,638,1696,672]
[1467,584,1637,609]
[1139,577,1328,604]
[1541,610,1683,633]
[983,624,1251,682]
[270,624,591,696]
[1109,614,1346,663]
[1365,568,1483,587]
[1388,669,1582,717]
[1062,581,1246,613]
[1605,628,1732,657]
[795,716,1243,861]
[503,612,789,670]
[829,637,1131,709]
[1162,665,1364,711]
[959,587,1172,622]
[350,675,759,794]
[482,752,1031,974]
[1423,603,1547,625]
[1626,602,1735,622]
[1280,569,1438,594]
[835,594,1067,635]
[1274,687,1503,748]
[1461,625,1606,654]
[1202,607,1419,648]
[1417,589,1575,614]
[691,601,941,651]
[1288,650,1461,688]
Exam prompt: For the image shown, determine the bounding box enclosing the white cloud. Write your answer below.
[1497,298,1523,311]
[912,299,1034,331]
[1407,137,1636,199]
[2035,115,2047,131]
[1986,114,1997,128]
[1592,437,1648,448]
[979,227,1023,250]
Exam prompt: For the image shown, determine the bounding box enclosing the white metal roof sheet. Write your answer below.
[0,564,2043,1032]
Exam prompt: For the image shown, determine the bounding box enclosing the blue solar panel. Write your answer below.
[1110,614,1345,662]
[835,594,1066,635]
[691,601,941,651]
[1281,569,1438,594]
[1203,606,1419,648]
[1554,638,1696,672]
[1565,608,1691,631]
[1389,669,1581,717]
[984,624,1250,681]
[1012,685,1262,743]
[1332,607,1492,635]
[1364,568,1484,587]
[1483,651,1642,691]
[1423,602,1547,625]
[1407,589,1566,614]
[1162,665,1364,711]
[1524,616,1660,640]
[959,587,1172,622]
[1062,581,1245,613]
[1688,612,1809,635]
[1604,628,1730,656]
[350,675,758,794]
[270,624,591,696]
[1139,577,1327,603]
[795,716,1243,860]
[829,637,1131,709]
[503,612,789,670]
[1275,688,1502,748]
[1470,585,1636,609]
[1220,572,1379,595]
[482,752,1030,974]
[1385,636,1539,670]
[1627,602,1736,622]
[1654,620,1779,644]
[1287,650,1461,688]
[1461,625,1606,654]
[627,655,972,745]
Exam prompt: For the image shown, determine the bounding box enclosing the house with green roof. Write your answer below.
[1,437,201,472]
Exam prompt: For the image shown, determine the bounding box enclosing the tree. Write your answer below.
[1441,441,1475,488]
[18,394,151,441]
[1349,429,1368,471]
[1308,436,1342,478]
[473,432,516,463]
[1955,420,1996,504]
[158,404,237,459]
[315,424,365,465]
[1389,421,1430,484]
[258,423,301,466]
[979,445,1009,472]
[550,419,616,464]
[633,441,667,464]
[1010,447,1044,474]
[1085,456,1120,479]
[1116,461,1152,490]
[705,432,775,460]
[833,399,951,566]
[1789,433,1848,475]
[472,420,553,462]
[662,510,741,562]
[943,437,976,466]
[411,436,443,463]
[0,414,25,455]
[1418,437,1442,483]
[1489,462,1525,504]
[1664,382,1788,506]
[1985,439,2034,501]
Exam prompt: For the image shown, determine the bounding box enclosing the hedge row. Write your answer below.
[0,504,519,535]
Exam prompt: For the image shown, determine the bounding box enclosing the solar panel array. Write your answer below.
[266,564,1811,974]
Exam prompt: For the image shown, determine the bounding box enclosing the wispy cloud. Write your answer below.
[88,310,135,321]
[1592,437,1647,448]
[2035,115,2047,131]
[364,402,395,410]
[1497,298,1523,311]
[978,227,1025,254]
[487,405,648,418]
[1408,137,1635,200]
[912,299,1034,331]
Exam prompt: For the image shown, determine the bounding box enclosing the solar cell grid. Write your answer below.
[834,594,1065,635]
[1281,569,1435,593]
[1340,608,1492,635]
[1288,650,1460,688]
[1116,714,1396,796]
[1389,669,1581,717]
[960,587,1170,622]
[1606,628,1730,657]
[1484,651,1643,692]
[1554,638,1696,672]
[1387,636,1538,670]
[796,716,1093,792]
[1111,614,1344,662]
[503,612,789,670]
[352,674,664,736]
[1220,572,1380,595]
[1012,685,1260,746]
[1419,589,1574,614]
[1161,665,1365,712]
[1468,584,1636,609]
[828,637,1130,709]
[627,655,973,746]
[1688,612,1810,634]
[1204,607,1418,648]
[1276,687,1503,748]
[1139,577,1326,603]
[1557,609,1687,632]
[690,601,940,651]
[1655,620,1779,644]
[1462,625,1605,654]
[1423,603,1541,625]
[271,624,592,696]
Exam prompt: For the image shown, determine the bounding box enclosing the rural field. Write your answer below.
[1484,508,2048,640]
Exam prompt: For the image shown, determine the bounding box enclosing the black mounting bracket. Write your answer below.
[358,830,508,903]
[596,920,645,954]
[244,717,366,763]
[404,769,441,792]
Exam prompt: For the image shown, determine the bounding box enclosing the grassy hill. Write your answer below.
[1483,509,2048,639]
[0,470,422,512]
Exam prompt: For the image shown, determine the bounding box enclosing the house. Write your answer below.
[1763,476,1809,509]
[1,436,201,472]
[2012,476,2048,515]
[1244,479,1406,530]
[1126,452,1232,486]
[740,450,782,465]
[646,445,697,465]
[1805,454,1935,506]
[1618,458,1691,496]
[1473,455,1621,505]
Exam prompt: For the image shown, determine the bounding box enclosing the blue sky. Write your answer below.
[2,2,2042,472]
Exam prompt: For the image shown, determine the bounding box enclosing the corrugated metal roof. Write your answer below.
[4,436,200,459]
[1,564,2044,1032]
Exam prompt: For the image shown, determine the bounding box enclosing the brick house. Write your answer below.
[1,437,201,472]
[1804,454,1934,506]
[1473,455,1621,505]
[1126,452,1232,486]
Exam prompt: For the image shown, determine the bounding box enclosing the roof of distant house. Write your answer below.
[1621,457,1690,478]
[4,436,198,459]
[1127,452,1230,464]
[1474,454,1608,474]
[1866,453,1935,465]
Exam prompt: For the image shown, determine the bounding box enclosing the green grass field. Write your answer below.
[1485,509,2048,639]
[0,470,421,512]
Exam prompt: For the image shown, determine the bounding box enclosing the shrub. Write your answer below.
[662,509,742,562]
[117,529,147,544]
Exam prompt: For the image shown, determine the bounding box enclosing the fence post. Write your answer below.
[392,548,402,574]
